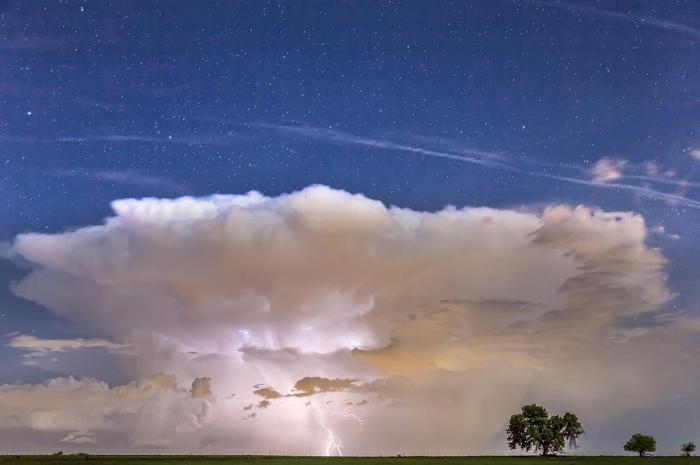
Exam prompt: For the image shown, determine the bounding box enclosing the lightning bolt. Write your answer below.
[318,407,342,457]
[311,403,363,456]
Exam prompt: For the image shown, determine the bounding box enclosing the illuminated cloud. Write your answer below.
[3,185,697,454]
[8,334,131,357]
[590,157,627,182]
[60,432,96,444]
[253,387,283,400]
[0,374,214,447]
[190,377,213,399]
[291,377,358,397]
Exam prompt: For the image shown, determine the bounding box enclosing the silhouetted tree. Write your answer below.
[506,404,584,456]
[681,442,696,457]
[624,434,656,457]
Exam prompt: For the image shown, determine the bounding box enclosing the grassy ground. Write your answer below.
[2,456,700,465]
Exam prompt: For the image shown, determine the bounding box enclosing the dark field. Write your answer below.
[3,457,700,465]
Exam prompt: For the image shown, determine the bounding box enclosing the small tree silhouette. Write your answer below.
[624,434,656,457]
[681,442,696,457]
[506,404,584,456]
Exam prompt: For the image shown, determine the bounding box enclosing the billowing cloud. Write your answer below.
[590,157,627,182]
[3,185,698,455]
[689,148,700,161]
[190,377,213,399]
[0,374,214,448]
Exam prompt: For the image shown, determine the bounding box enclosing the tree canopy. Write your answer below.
[506,404,584,456]
[681,442,696,457]
[624,434,656,457]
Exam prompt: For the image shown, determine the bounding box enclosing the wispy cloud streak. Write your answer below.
[1,132,247,146]
[7,334,132,356]
[518,0,700,39]
[248,122,700,210]
[250,122,511,169]
[56,169,184,192]
[539,172,700,209]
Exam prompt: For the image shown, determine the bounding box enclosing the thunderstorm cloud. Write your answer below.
[2,185,698,454]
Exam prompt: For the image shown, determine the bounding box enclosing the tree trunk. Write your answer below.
[639,451,644,457]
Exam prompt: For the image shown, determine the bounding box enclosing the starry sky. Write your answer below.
[1,0,700,456]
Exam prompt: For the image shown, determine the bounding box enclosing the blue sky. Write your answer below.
[1,0,700,455]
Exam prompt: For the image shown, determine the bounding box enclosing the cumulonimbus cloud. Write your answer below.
[2,185,698,454]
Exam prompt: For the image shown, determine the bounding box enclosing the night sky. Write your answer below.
[2,0,700,456]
